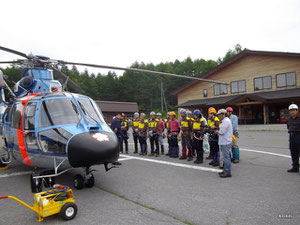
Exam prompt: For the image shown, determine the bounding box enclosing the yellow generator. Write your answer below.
[0,185,77,222]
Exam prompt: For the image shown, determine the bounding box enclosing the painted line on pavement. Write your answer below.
[240,148,291,158]
[118,157,133,162]
[0,171,32,178]
[120,154,223,173]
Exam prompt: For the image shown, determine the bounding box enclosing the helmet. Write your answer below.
[186,110,192,115]
[167,112,170,116]
[179,109,186,115]
[208,107,216,114]
[140,113,145,116]
[134,112,139,116]
[193,109,201,116]
[150,111,156,116]
[169,111,176,116]
[226,107,233,112]
[289,104,298,110]
[217,109,227,115]
[157,112,162,116]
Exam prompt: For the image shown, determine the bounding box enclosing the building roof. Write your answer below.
[177,88,300,108]
[173,49,300,95]
[95,100,139,113]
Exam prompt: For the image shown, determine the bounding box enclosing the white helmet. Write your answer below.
[150,111,156,116]
[186,110,192,115]
[140,113,145,116]
[289,104,298,110]
[157,112,162,116]
[134,112,139,116]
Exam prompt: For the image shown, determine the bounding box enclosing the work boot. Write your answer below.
[179,156,187,160]
[139,152,143,155]
[233,159,239,164]
[287,168,299,173]
[206,155,213,160]
[219,173,232,178]
[194,160,203,164]
[187,157,193,161]
[213,162,220,167]
[209,161,214,165]
[134,151,138,154]
[148,153,154,156]
[165,153,169,156]
[155,154,159,157]
[143,153,147,156]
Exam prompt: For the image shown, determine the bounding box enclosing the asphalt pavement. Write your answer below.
[0,130,299,225]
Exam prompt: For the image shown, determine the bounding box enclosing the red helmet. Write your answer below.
[226,107,233,112]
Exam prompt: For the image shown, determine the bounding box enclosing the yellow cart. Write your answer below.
[0,185,77,222]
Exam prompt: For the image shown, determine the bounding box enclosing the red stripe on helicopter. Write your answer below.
[17,93,42,167]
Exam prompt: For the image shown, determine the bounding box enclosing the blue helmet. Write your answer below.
[193,109,201,116]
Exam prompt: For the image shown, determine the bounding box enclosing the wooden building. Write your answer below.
[95,101,139,123]
[173,49,300,124]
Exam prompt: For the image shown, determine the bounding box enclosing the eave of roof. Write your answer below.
[176,88,300,108]
[173,49,300,95]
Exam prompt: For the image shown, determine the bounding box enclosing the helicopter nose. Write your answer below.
[67,131,120,168]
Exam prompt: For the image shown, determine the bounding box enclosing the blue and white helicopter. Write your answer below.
[0,46,226,193]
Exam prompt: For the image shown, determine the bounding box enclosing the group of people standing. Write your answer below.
[111,107,240,178]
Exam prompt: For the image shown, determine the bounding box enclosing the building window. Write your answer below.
[213,84,227,96]
[254,76,272,91]
[203,89,208,97]
[276,72,296,87]
[231,80,246,94]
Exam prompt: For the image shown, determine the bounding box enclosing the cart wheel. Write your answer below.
[60,202,78,220]
[44,177,56,188]
[73,174,84,190]
[85,174,95,188]
[30,174,42,193]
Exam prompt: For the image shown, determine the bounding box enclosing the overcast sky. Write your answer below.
[1,0,300,75]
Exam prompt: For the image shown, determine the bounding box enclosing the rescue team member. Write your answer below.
[156,112,165,155]
[121,113,129,154]
[110,112,123,165]
[111,112,123,153]
[168,111,180,158]
[191,109,205,164]
[132,112,140,154]
[138,113,148,156]
[165,112,171,156]
[148,112,160,157]
[207,107,220,167]
[286,104,300,173]
[215,109,233,178]
[187,110,195,156]
[226,107,240,163]
[179,109,193,161]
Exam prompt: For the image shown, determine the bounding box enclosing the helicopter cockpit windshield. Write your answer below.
[39,98,81,128]
[77,98,104,124]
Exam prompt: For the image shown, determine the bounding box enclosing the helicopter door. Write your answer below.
[23,102,39,151]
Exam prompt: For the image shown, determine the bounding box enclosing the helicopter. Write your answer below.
[0,46,227,193]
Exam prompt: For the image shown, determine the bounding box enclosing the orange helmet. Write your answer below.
[208,107,216,114]
[169,111,176,116]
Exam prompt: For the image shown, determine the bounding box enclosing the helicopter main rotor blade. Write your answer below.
[0,61,18,64]
[61,61,228,85]
[0,46,29,59]
[52,68,85,94]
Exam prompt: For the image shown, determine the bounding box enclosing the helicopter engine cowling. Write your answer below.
[67,131,119,168]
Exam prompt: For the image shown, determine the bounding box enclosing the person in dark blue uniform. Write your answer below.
[111,112,123,153]
[287,104,300,173]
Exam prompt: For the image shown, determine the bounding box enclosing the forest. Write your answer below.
[0,45,242,113]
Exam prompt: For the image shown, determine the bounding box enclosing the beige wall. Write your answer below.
[177,55,300,105]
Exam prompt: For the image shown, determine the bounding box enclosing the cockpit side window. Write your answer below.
[39,98,80,128]
[24,102,37,130]
[11,103,23,129]
[3,105,12,124]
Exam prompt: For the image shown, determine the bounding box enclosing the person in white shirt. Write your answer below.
[215,109,233,178]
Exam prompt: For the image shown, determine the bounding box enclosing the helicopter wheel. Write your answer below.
[30,174,43,193]
[73,174,84,190]
[85,173,95,188]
